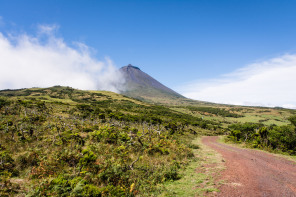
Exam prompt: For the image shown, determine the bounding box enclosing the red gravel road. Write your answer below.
[202,136,296,197]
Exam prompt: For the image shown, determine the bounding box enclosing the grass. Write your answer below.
[160,137,225,197]
[170,105,293,129]
[89,90,147,105]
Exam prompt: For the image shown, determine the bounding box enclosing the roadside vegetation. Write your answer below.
[225,116,296,155]
[161,137,224,196]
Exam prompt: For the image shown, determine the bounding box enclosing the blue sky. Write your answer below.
[1,0,296,107]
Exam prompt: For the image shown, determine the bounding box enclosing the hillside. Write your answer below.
[0,86,295,196]
[0,86,221,196]
[119,64,185,103]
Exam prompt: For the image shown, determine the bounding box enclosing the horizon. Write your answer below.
[0,0,296,108]
[0,85,292,110]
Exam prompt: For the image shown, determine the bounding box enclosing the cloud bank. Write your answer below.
[0,25,124,92]
[179,54,296,109]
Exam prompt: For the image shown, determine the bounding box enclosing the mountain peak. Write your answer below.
[125,64,141,70]
[119,64,184,102]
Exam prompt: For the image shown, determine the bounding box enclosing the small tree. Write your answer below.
[288,115,296,127]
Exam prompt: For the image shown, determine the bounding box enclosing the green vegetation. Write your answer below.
[161,137,224,196]
[0,86,295,196]
[0,86,220,196]
[187,106,244,118]
[226,116,296,155]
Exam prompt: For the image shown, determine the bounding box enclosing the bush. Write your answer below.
[16,152,39,169]
[187,143,199,149]
[0,151,18,176]
[79,149,97,168]
[227,119,296,155]
[0,97,10,109]
[91,126,119,144]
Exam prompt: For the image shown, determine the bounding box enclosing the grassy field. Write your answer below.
[170,104,293,128]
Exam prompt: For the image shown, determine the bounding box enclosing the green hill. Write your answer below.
[0,86,221,196]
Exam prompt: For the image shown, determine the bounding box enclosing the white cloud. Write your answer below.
[178,54,296,109]
[37,24,59,35]
[0,25,124,92]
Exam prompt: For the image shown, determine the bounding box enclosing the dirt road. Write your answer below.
[202,136,296,197]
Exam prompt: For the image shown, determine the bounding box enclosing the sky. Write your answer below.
[0,0,296,108]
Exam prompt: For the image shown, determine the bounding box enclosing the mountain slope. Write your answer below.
[119,64,184,103]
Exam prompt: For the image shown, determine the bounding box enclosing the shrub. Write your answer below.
[0,97,10,109]
[0,151,18,176]
[91,126,119,144]
[79,149,97,168]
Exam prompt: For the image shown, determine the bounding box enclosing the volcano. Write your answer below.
[119,64,184,103]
